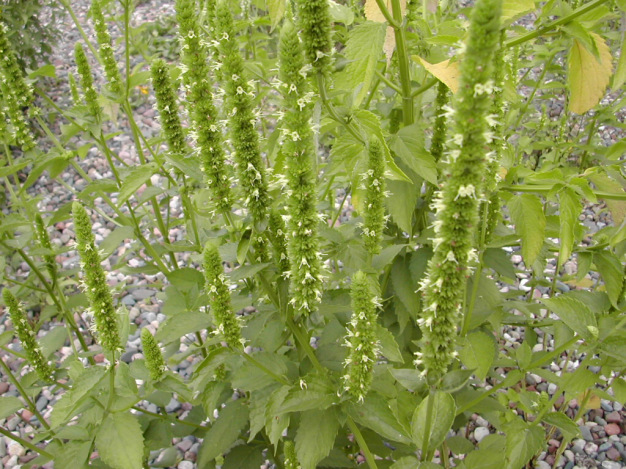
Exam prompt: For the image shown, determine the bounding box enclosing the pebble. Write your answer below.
[7,441,25,457]
[132,288,154,300]
[584,442,598,454]
[580,426,593,441]
[606,411,621,423]
[602,462,622,469]
[0,438,5,458]
[474,427,490,443]
[0,382,9,394]
[606,424,621,436]
[535,461,550,469]
[178,462,194,469]
[606,447,621,460]
[166,398,182,413]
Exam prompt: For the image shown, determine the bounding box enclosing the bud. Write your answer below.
[295,0,332,75]
[151,58,186,156]
[3,289,54,382]
[363,138,386,255]
[74,43,102,122]
[284,440,301,469]
[342,271,380,402]
[73,202,121,353]
[203,244,242,349]
[141,328,166,381]
[90,0,123,95]
[34,215,58,283]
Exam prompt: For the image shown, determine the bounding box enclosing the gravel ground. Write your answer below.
[0,1,625,468]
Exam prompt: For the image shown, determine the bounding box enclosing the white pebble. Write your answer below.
[474,427,490,443]
[548,383,557,394]
[535,460,550,469]
[178,461,194,469]
[7,440,25,457]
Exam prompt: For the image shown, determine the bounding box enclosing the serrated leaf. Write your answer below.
[389,368,425,392]
[51,366,108,427]
[542,412,580,439]
[40,326,68,358]
[501,0,535,22]
[377,324,403,363]
[541,296,596,341]
[156,311,209,345]
[612,377,626,403]
[391,255,420,312]
[95,412,144,469]
[411,392,456,450]
[328,0,355,25]
[412,57,459,93]
[223,445,265,469]
[349,393,412,444]
[586,172,625,225]
[390,124,438,185]
[197,400,249,466]
[0,396,23,419]
[266,0,285,31]
[568,33,612,114]
[386,180,420,235]
[117,163,158,206]
[335,22,386,107]
[391,456,419,469]
[593,251,624,307]
[613,36,626,90]
[558,187,581,263]
[295,408,340,469]
[504,424,543,469]
[459,331,495,380]
[508,194,545,266]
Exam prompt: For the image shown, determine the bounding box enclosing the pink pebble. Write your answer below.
[605,423,621,435]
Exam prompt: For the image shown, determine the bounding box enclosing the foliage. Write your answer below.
[0,0,625,468]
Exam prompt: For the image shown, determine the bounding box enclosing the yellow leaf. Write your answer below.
[613,37,626,90]
[568,32,612,114]
[578,390,601,410]
[413,57,460,93]
[501,0,535,23]
[564,278,594,289]
[364,0,406,23]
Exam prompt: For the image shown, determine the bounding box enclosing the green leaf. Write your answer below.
[0,396,23,419]
[459,331,495,380]
[542,412,580,439]
[501,0,535,22]
[349,393,412,445]
[166,267,205,292]
[29,64,57,78]
[223,445,265,469]
[335,22,386,107]
[389,124,438,185]
[295,408,340,469]
[568,33,612,114]
[156,311,209,345]
[389,368,426,393]
[376,324,403,363]
[266,0,285,31]
[328,0,355,25]
[508,194,545,266]
[411,392,456,450]
[446,435,475,455]
[391,456,420,469]
[386,179,419,234]
[51,366,108,427]
[100,226,134,260]
[372,244,407,271]
[231,353,289,392]
[95,412,144,469]
[613,34,626,90]
[504,424,543,469]
[54,440,91,469]
[228,263,272,282]
[391,255,420,313]
[541,296,597,341]
[40,326,68,358]
[612,378,626,403]
[593,251,624,307]
[0,161,30,178]
[558,187,581,263]
[117,163,158,206]
[197,400,249,466]
[265,385,291,447]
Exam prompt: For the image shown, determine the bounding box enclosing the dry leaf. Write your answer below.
[413,56,460,93]
[568,32,612,114]
[383,27,395,62]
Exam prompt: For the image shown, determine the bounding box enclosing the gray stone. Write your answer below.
[599,442,612,451]
[144,312,156,323]
[602,462,622,469]
[121,348,138,363]
[121,295,136,306]
[166,398,181,413]
[579,426,593,441]
[584,442,598,454]
[474,427,490,443]
[178,462,194,469]
[571,439,586,454]
[132,289,154,300]
[0,437,6,458]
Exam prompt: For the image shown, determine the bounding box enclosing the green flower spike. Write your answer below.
[75,43,102,122]
[279,18,324,315]
[342,271,380,402]
[3,289,54,382]
[151,58,186,156]
[416,0,502,380]
[176,0,233,213]
[284,440,301,469]
[141,328,166,381]
[35,215,58,284]
[72,201,121,353]
[430,80,450,162]
[296,0,332,75]
[268,210,290,275]
[68,73,82,106]
[203,244,243,349]
[0,79,35,151]
[0,21,34,107]
[90,0,123,95]
[215,1,269,226]
[363,138,386,256]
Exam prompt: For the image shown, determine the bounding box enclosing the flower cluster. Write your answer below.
[283,440,300,469]
[141,328,166,381]
[73,201,121,353]
[430,80,450,162]
[0,80,35,150]
[268,210,290,275]
[176,0,232,213]
[3,289,54,382]
[75,43,102,122]
[279,18,324,315]
[295,0,332,75]
[90,0,123,95]
[215,2,269,226]
[362,138,386,255]
[151,58,186,156]
[416,0,502,379]
[342,271,380,402]
[68,73,81,106]
[0,21,33,107]
[35,215,58,284]
[203,243,243,349]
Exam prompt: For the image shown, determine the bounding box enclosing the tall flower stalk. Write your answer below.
[416,0,503,380]
[73,201,121,354]
[75,43,102,122]
[176,0,233,213]
[278,17,324,315]
[90,0,123,95]
[35,215,58,286]
[151,58,186,156]
[0,21,34,107]
[3,289,54,382]
[215,1,269,227]
[203,244,243,349]
[362,138,386,256]
[296,0,332,75]
[141,328,166,381]
[342,271,380,402]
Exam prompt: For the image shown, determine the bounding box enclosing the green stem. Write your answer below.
[0,426,54,459]
[504,184,626,201]
[331,188,351,228]
[505,0,610,48]
[411,77,437,98]
[373,0,400,27]
[347,417,379,469]
[390,0,413,126]
[375,70,402,95]
[59,0,101,59]
[578,114,599,170]
[316,74,364,143]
